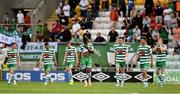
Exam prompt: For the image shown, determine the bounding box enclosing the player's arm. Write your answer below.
[84,46,94,54]
[63,52,67,65]
[159,45,166,52]
[75,50,79,65]
[53,52,57,67]
[153,43,158,52]
[125,49,129,64]
[150,48,154,68]
[39,53,43,63]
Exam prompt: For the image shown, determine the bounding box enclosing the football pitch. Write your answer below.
[0,82,180,94]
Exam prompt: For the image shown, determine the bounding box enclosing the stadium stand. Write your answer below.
[0,0,180,71]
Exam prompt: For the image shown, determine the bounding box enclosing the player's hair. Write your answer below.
[83,35,88,44]
[44,42,49,46]
[11,43,16,46]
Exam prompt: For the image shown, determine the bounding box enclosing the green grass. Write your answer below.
[0,82,180,94]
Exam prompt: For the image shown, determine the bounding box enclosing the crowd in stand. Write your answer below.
[1,0,180,51]
[109,0,180,50]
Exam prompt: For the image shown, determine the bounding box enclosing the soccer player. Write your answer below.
[137,36,153,88]
[63,42,78,85]
[40,42,57,86]
[153,38,167,87]
[114,36,128,87]
[3,43,20,85]
[79,36,94,87]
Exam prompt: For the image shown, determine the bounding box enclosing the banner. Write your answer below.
[2,71,153,82]
[73,72,153,82]
[18,42,58,53]
[154,70,180,84]
[2,71,69,82]
[19,53,41,61]
[0,33,15,44]
[17,42,58,62]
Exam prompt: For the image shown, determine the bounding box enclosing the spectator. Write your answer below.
[59,26,72,42]
[83,30,91,40]
[24,12,31,29]
[102,0,109,10]
[144,0,154,16]
[59,12,69,26]
[68,0,80,17]
[62,1,71,17]
[127,0,135,17]
[10,17,17,31]
[43,23,51,42]
[94,32,106,42]
[143,16,151,28]
[72,18,81,36]
[133,10,143,30]
[163,5,172,29]
[110,5,119,29]
[170,13,178,33]
[133,25,141,42]
[151,27,159,42]
[123,16,131,29]
[55,4,62,16]
[155,1,163,24]
[159,24,169,45]
[150,14,156,29]
[172,0,177,11]
[90,0,99,17]
[21,27,31,49]
[111,0,126,17]
[176,12,180,27]
[91,64,101,72]
[17,10,24,24]
[79,0,89,17]
[35,20,43,42]
[74,4,81,18]
[168,0,175,13]
[108,27,119,42]
[126,25,134,42]
[172,24,180,51]
[51,20,63,41]
[2,13,10,24]
[79,17,86,28]
[86,6,95,29]
[119,0,126,17]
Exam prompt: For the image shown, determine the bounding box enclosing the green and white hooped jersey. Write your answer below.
[79,43,94,57]
[42,48,55,65]
[7,49,19,64]
[114,43,128,62]
[156,44,166,62]
[65,46,77,62]
[137,44,152,64]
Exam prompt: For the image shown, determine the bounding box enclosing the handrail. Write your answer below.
[32,0,45,18]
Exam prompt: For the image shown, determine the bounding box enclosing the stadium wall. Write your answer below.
[0,0,11,23]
